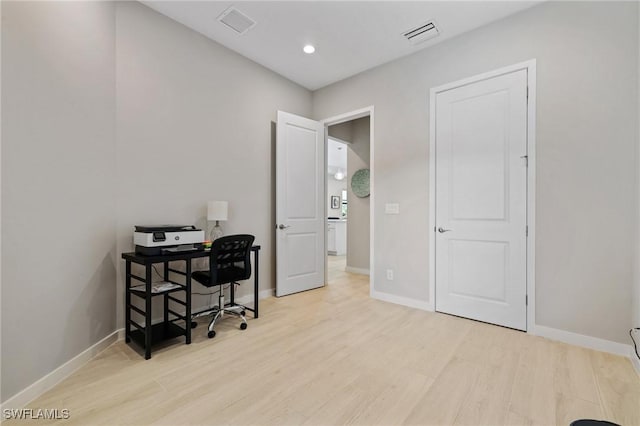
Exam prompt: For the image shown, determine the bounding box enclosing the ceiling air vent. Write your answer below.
[217,7,256,35]
[402,21,440,45]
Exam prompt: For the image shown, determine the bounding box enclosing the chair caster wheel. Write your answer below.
[241,310,246,316]
[207,330,216,338]
[191,322,198,329]
[240,323,248,330]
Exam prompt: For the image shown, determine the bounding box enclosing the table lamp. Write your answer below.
[207,201,228,241]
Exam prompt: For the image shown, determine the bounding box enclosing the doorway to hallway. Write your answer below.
[325,112,372,289]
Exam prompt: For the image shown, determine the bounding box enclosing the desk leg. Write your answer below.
[125,261,131,343]
[163,262,169,333]
[185,259,192,344]
[254,249,259,319]
[145,264,152,360]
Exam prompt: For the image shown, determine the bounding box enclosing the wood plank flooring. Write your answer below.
[8,256,640,425]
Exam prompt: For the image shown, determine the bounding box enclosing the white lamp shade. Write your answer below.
[207,201,228,221]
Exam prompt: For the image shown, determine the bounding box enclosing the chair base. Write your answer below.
[206,305,247,337]
[192,298,248,338]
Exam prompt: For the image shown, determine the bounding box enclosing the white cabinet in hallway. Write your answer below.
[327,219,346,255]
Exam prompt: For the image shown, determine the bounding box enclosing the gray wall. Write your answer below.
[115,2,312,324]
[346,117,370,272]
[1,1,116,402]
[313,1,639,344]
[328,121,353,143]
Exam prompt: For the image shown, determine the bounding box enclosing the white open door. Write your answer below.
[276,111,325,297]
[434,69,528,330]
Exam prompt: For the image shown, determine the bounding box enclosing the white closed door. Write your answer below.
[434,69,528,330]
[276,111,325,297]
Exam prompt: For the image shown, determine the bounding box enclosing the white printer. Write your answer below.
[134,225,205,255]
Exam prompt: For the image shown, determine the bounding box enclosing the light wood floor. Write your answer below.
[10,258,640,426]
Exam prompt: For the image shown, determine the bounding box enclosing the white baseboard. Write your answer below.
[235,288,274,305]
[345,266,370,276]
[370,289,434,312]
[367,291,634,361]
[0,288,277,411]
[532,325,631,357]
[192,288,273,313]
[1,329,121,410]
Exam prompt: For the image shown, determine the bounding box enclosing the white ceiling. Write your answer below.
[142,1,540,90]
[328,138,347,174]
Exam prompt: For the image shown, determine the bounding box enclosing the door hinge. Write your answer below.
[526,86,529,99]
[526,295,528,306]
[520,155,528,167]
[526,226,528,237]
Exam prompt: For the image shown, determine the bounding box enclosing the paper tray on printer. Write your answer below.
[134,225,198,233]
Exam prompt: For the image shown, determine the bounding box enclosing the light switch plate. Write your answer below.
[385,203,400,214]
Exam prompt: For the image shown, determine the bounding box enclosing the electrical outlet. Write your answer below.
[386,269,394,280]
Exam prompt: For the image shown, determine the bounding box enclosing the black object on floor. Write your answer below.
[570,420,620,426]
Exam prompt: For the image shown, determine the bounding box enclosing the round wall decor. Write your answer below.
[351,168,370,198]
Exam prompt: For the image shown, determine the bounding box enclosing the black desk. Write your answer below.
[121,246,260,359]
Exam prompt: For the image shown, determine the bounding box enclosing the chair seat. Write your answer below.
[192,267,247,287]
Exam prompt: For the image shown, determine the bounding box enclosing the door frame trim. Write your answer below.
[428,59,537,332]
[321,106,375,297]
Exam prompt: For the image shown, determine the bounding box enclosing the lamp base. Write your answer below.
[210,221,223,241]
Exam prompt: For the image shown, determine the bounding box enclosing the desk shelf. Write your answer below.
[130,281,185,297]
[129,322,185,349]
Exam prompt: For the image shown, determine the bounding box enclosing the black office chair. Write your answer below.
[191,234,255,338]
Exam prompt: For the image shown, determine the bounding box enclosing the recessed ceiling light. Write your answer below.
[303,45,315,54]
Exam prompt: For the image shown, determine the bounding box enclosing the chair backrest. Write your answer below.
[209,234,255,285]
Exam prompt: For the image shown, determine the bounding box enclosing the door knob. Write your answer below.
[278,224,291,230]
[438,227,452,233]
